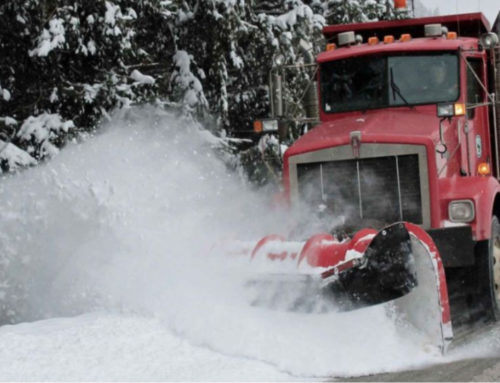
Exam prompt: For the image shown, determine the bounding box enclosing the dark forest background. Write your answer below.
[0,0,408,180]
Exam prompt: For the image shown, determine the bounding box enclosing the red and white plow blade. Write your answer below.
[216,222,453,353]
[393,223,453,354]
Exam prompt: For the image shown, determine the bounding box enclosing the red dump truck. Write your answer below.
[233,11,500,352]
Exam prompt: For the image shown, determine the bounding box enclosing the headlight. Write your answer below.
[448,200,475,223]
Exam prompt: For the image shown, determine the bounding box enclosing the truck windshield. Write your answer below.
[320,53,459,113]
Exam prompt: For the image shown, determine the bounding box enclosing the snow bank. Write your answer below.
[0,106,453,379]
[0,312,291,381]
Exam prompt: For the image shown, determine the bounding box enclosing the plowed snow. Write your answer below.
[0,107,497,380]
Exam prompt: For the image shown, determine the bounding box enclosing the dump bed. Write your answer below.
[323,13,492,42]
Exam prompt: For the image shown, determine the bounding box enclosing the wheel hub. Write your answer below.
[494,237,500,303]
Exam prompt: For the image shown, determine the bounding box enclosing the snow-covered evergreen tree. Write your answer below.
[325,0,407,24]
[0,0,165,172]
[0,0,407,176]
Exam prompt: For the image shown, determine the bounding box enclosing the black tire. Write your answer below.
[447,220,500,330]
[489,216,500,320]
[479,216,500,321]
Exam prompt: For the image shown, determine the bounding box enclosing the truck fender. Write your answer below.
[439,176,500,240]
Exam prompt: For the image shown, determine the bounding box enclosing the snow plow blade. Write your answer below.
[225,222,453,352]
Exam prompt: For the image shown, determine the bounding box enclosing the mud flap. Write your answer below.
[392,223,453,353]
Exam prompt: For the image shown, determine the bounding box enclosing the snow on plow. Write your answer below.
[218,222,453,353]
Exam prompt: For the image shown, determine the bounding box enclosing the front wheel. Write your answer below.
[473,216,500,322]
[476,216,500,321]
[490,217,500,320]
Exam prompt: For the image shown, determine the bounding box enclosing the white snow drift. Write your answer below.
[1,106,498,380]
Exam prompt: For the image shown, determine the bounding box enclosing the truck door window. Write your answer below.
[466,59,483,119]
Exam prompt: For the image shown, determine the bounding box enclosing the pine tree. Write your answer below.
[0,0,172,172]
[0,0,408,176]
[325,0,407,25]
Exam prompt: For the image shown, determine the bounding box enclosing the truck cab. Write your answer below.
[282,14,499,241]
[275,12,500,327]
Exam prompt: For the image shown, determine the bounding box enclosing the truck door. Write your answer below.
[465,57,489,175]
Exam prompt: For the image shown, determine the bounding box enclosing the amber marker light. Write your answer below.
[368,37,379,45]
[394,0,407,8]
[454,103,466,116]
[253,120,263,133]
[447,31,458,40]
[326,43,336,51]
[478,162,491,176]
[384,35,395,44]
[400,34,412,42]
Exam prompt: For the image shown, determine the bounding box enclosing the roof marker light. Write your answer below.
[384,35,395,44]
[326,43,336,51]
[447,31,457,40]
[399,33,412,42]
[368,36,379,45]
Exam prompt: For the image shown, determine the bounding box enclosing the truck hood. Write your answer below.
[286,109,441,157]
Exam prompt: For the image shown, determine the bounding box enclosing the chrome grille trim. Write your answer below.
[395,155,403,220]
[288,144,430,229]
[356,160,363,219]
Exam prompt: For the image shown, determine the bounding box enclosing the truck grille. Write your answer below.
[297,154,423,227]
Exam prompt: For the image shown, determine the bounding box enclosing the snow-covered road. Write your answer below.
[0,312,291,381]
[2,309,500,381]
[1,107,499,380]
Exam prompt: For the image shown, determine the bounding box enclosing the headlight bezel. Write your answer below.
[448,200,475,223]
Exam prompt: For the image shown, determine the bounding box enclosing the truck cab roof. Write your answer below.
[317,36,477,63]
[318,12,495,64]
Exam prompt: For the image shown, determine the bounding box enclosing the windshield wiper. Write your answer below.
[390,68,410,107]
